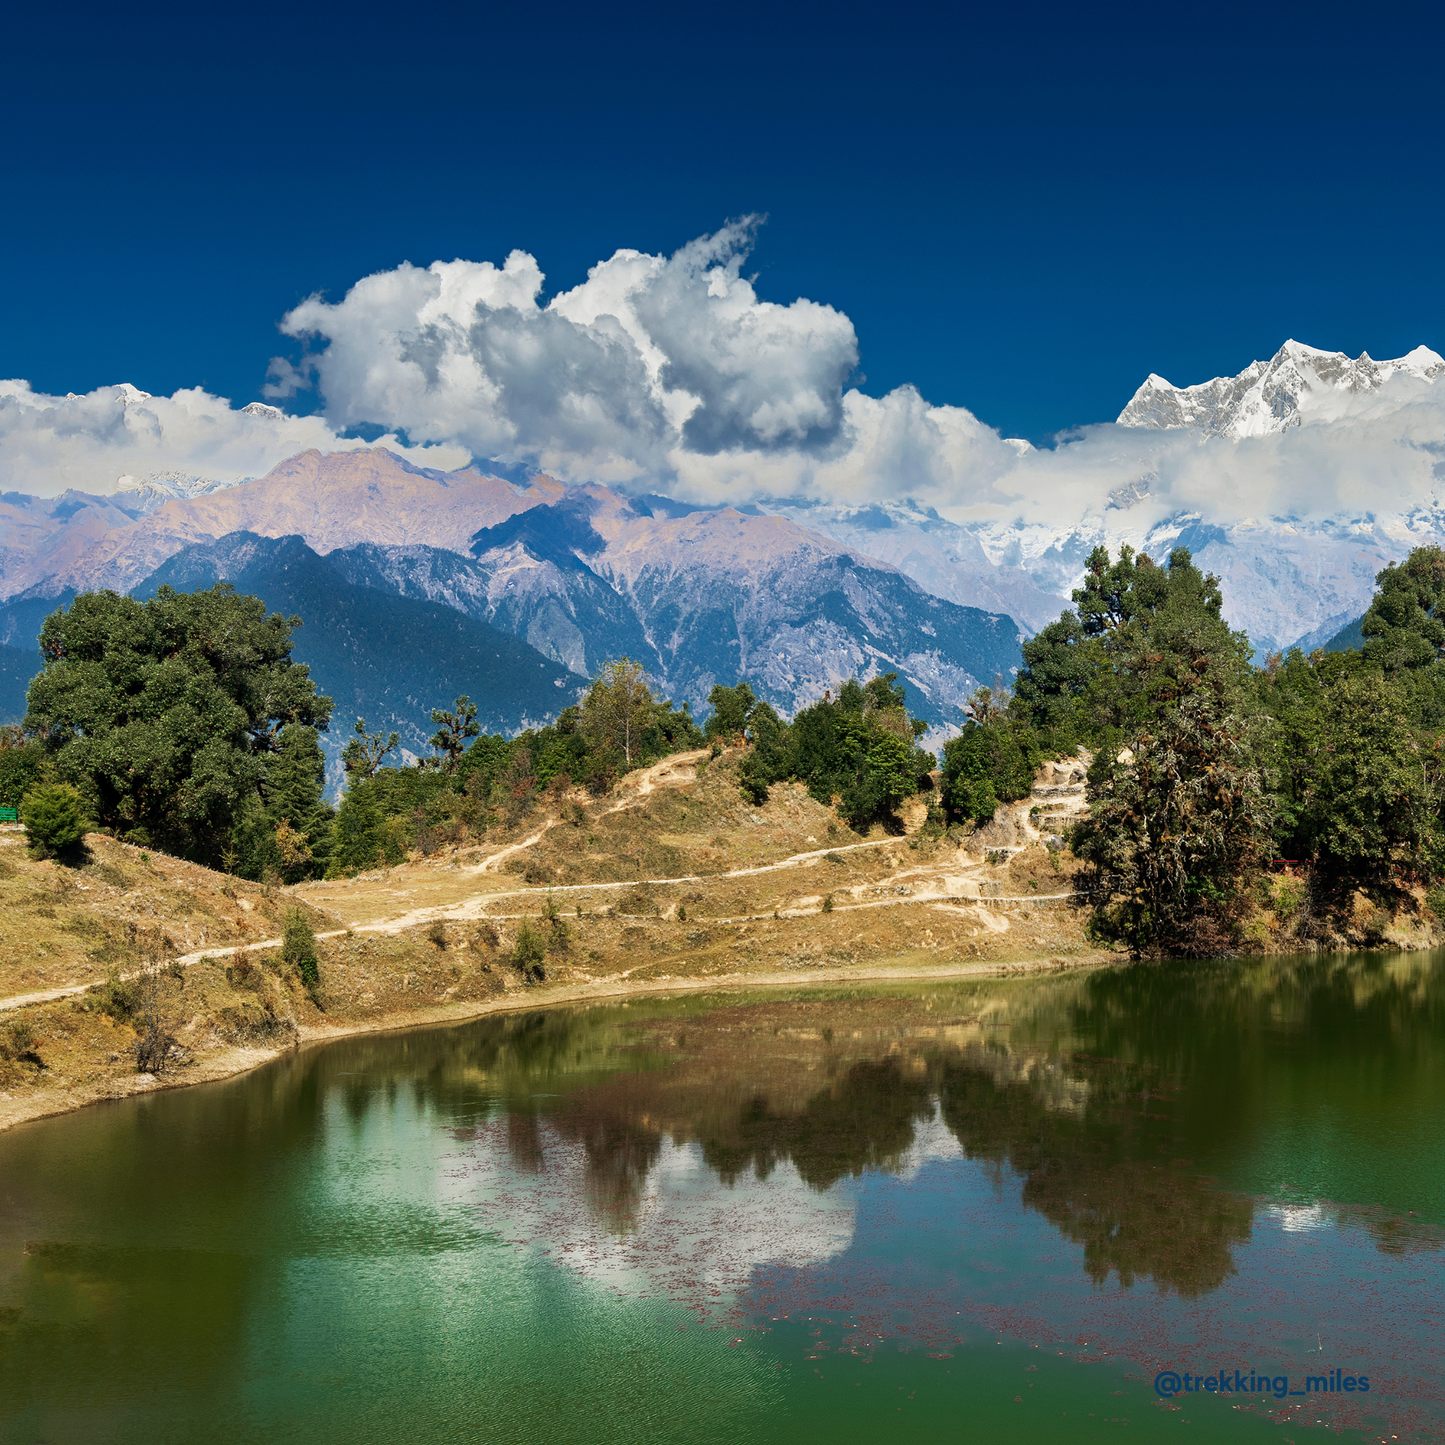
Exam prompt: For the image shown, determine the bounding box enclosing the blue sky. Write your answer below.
[3,0,1442,442]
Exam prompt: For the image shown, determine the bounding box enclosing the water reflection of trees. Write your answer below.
[698,1060,935,1191]
[23,949,1418,1301]
[937,1058,1252,1296]
[509,994,1255,1294]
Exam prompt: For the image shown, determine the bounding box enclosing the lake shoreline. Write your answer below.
[0,949,1118,1136]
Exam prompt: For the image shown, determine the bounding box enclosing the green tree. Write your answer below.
[1303,674,1432,891]
[23,586,331,869]
[1012,545,1252,743]
[580,659,653,768]
[342,717,399,779]
[283,907,321,995]
[429,696,480,771]
[1071,686,1268,955]
[1360,545,1445,673]
[705,682,757,741]
[20,782,90,859]
[737,672,932,828]
[942,722,1043,825]
[510,920,547,982]
[0,727,46,811]
[263,722,332,877]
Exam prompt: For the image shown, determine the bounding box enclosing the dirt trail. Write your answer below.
[474,824,553,874]
[597,749,707,814]
[0,749,1077,1016]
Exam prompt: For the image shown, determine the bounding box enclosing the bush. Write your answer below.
[0,734,45,812]
[99,968,139,1020]
[1,1019,38,1063]
[427,919,448,948]
[283,909,320,994]
[941,722,1044,825]
[510,920,547,983]
[20,782,89,859]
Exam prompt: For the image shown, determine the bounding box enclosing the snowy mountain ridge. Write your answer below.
[115,470,247,512]
[1117,339,1445,438]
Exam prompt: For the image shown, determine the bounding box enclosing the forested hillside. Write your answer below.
[946,542,1445,953]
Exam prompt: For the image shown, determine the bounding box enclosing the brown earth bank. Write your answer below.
[0,745,1433,1134]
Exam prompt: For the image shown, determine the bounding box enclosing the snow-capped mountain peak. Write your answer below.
[1117,339,1445,438]
[115,470,246,512]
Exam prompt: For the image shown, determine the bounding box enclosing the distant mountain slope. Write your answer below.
[0,587,78,652]
[1324,615,1366,653]
[329,533,659,680]
[1,448,1026,734]
[133,534,587,759]
[758,496,1065,632]
[0,644,42,725]
[1,449,560,599]
[0,491,142,603]
[465,492,1023,727]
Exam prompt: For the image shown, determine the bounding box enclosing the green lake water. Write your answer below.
[1,951,1442,1443]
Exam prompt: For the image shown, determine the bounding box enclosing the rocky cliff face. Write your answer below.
[756,497,1066,632]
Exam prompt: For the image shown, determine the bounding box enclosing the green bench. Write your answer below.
[0,806,18,823]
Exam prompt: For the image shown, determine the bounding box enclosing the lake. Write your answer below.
[2,952,1442,1443]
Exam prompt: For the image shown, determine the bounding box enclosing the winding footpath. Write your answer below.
[0,750,1079,1016]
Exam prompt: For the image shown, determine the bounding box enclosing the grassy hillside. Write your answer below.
[0,746,1099,1132]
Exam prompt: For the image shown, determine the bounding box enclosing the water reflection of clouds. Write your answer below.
[1265,1203,1331,1233]
[460,1124,856,1302]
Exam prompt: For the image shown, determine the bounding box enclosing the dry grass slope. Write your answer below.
[0,746,1110,1133]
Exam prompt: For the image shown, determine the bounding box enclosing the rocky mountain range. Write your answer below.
[943,340,1445,656]
[0,448,1024,740]
[133,533,587,764]
[5,333,1443,719]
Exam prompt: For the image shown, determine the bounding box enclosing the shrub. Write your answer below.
[20,783,89,859]
[427,919,448,949]
[283,909,320,994]
[941,722,1044,825]
[2,1019,38,1062]
[822,893,834,913]
[510,921,547,983]
[1275,881,1304,920]
[135,1022,178,1073]
[99,968,139,1020]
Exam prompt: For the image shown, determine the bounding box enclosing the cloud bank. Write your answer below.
[3,222,1442,542]
[0,381,468,500]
